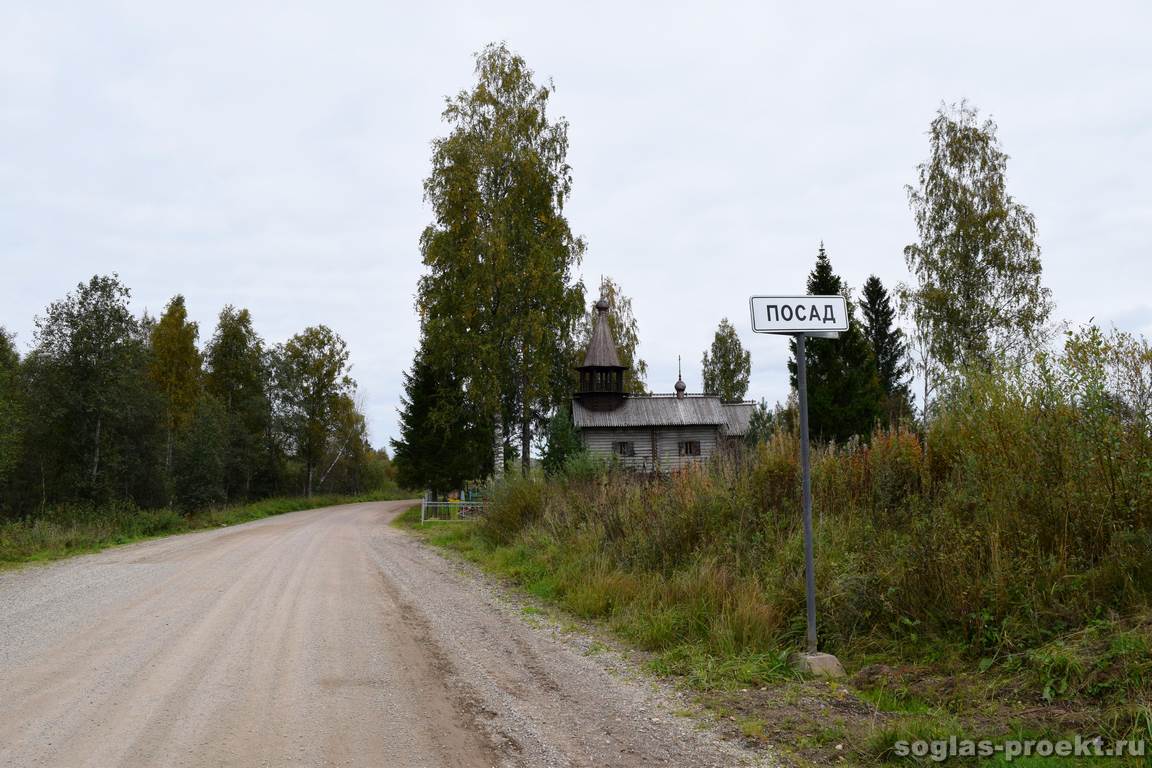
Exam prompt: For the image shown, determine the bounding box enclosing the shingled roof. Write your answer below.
[573,395,757,432]
[572,395,721,428]
[581,298,624,369]
[721,402,755,437]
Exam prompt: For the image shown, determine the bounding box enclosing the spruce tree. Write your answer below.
[391,350,493,496]
[743,399,774,446]
[542,404,584,476]
[0,328,22,508]
[788,245,885,442]
[172,393,227,511]
[860,275,914,423]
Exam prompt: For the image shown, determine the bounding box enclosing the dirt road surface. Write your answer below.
[0,501,773,768]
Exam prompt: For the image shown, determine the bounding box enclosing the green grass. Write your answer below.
[737,715,766,740]
[0,486,414,567]
[397,511,798,691]
[649,645,796,689]
[391,505,426,527]
[858,686,935,716]
[396,473,1152,767]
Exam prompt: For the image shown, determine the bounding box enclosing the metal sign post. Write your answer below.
[749,295,846,677]
[794,332,817,655]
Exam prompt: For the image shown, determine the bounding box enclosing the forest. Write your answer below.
[0,274,393,524]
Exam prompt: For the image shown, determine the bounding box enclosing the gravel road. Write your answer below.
[0,500,775,768]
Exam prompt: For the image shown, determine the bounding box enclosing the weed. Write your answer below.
[737,716,766,740]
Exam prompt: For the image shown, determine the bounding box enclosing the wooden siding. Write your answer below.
[581,425,721,472]
[582,428,655,471]
[654,426,718,472]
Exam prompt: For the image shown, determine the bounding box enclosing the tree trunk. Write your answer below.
[306,463,313,497]
[923,360,929,420]
[922,349,932,494]
[520,349,531,476]
[493,415,503,481]
[317,431,353,489]
[91,414,102,486]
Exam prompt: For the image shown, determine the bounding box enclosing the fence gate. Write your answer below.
[420,492,488,523]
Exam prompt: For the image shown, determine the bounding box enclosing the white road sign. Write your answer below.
[748,295,848,334]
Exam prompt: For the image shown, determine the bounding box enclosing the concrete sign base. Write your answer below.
[791,652,846,679]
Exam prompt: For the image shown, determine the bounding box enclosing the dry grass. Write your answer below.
[403,328,1152,764]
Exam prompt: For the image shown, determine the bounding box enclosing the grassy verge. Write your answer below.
[390,333,1152,765]
[1,487,413,568]
[395,505,1151,767]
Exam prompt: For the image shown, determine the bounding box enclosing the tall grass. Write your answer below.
[468,327,1152,707]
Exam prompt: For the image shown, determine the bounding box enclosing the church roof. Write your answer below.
[573,395,756,432]
[581,298,624,369]
[721,401,755,436]
[574,395,723,428]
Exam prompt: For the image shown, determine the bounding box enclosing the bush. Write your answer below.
[478,476,547,545]
[560,450,610,480]
[866,428,923,515]
[473,327,1152,667]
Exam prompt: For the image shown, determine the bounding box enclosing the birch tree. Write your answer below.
[271,325,354,497]
[903,101,1053,403]
[25,275,164,503]
[418,43,585,475]
[702,318,751,402]
[149,295,201,471]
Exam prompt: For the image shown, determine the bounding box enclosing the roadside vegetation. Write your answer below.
[0,273,410,567]
[0,274,398,526]
[389,45,1149,766]
[1,485,408,567]
[402,324,1151,767]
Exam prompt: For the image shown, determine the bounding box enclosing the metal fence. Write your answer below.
[419,498,488,523]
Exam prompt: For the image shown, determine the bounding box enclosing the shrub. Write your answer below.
[472,325,1151,675]
[866,428,923,516]
[478,476,547,545]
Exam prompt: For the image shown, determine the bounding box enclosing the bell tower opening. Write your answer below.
[575,297,628,412]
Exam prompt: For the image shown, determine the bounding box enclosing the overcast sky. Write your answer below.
[2,1,1150,447]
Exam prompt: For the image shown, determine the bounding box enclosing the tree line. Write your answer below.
[392,45,678,493]
[395,45,1052,492]
[0,275,388,518]
[742,101,1052,444]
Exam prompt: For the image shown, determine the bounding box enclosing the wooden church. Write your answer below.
[572,298,753,471]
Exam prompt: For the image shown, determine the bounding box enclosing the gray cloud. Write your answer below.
[2,0,1150,445]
